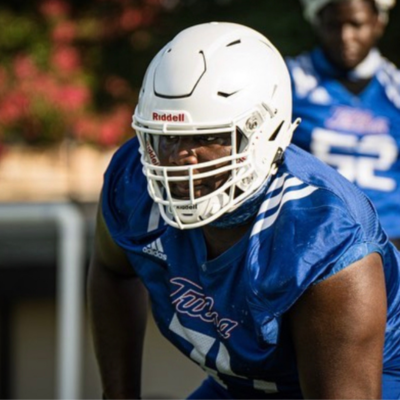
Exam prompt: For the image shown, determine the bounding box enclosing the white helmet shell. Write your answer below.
[132,22,299,229]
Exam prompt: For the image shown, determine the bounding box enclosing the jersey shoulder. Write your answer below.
[281,144,381,228]
[377,58,400,110]
[245,145,387,334]
[286,51,320,99]
[102,137,165,248]
[286,50,337,106]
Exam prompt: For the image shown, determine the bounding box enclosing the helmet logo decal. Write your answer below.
[176,204,197,210]
[152,112,186,122]
[146,140,160,166]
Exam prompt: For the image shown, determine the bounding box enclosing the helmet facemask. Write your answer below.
[134,102,297,229]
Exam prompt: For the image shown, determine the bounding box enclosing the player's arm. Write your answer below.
[288,252,386,399]
[88,197,148,400]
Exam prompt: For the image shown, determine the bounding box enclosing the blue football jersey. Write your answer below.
[287,48,400,239]
[102,137,400,399]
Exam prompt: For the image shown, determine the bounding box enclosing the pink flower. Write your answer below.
[13,55,39,80]
[39,0,70,19]
[99,119,122,147]
[0,102,21,126]
[0,91,29,125]
[52,21,77,44]
[30,73,59,101]
[51,46,81,74]
[120,8,143,31]
[56,84,91,112]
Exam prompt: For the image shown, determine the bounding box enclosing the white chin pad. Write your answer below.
[173,192,230,224]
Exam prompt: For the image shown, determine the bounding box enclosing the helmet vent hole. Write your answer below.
[269,121,284,141]
[217,91,238,98]
[226,39,241,47]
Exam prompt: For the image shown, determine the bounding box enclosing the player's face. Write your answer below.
[157,133,232,200]
[316,0,383,70]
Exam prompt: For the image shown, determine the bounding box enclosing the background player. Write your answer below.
[88,22,400,399]
[287,0,400,248]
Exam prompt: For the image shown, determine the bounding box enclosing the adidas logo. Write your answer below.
[142,238,167,261]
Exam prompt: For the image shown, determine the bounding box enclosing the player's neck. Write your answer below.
[314,47,380,94]
[338,77,372,94]
[201,220,253,260]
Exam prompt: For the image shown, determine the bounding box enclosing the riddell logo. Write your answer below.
[152,112,185,122]
[177,205,197,210]
[146,141,160,166]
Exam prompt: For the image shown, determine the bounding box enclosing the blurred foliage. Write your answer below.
[0,0,399,148]
[0,0,168,147]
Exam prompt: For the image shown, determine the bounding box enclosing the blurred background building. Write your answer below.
[0,0,399,398]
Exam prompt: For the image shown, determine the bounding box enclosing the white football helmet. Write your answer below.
[132,22,299,229]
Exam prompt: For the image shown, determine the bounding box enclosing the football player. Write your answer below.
[88,22,400,399]
[287,0,400,248]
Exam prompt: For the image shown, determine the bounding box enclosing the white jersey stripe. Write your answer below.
[156,238,164,252]
[251,185,318,237]
[147,201,161,232]
[253,379,278,394]
[266,173,289,194]
[260,176,307,214]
